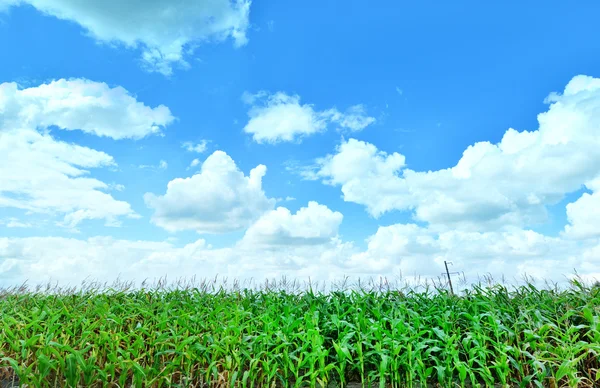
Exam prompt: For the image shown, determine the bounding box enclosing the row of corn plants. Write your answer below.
[1,279,599,387]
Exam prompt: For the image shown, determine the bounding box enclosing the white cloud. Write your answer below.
[585,176,600,192]
[0,79,174,139]
[0,218,33,228]
[189,158,201,168]
[242,91,375,144]
[564,191,600,240]
[1,223,597,289]
[243,92,328,144]
[1,0,251,75]
[0,128,138,228]
[0,236,180,286]
[182,140,208,153]
[345,224,438,274]
[0,78,171,228]
[344,224,589,284]
[1,73,599,289]
[328,104,376,132]
[313,138,411,217]
[139,160,170,171]
[145,151,275,233]
[109,183,125,192]
[0,235,355,288]
[312,75,600,232]
[563,151,600,241]
[241,201,343,247]
[274,196,297,203]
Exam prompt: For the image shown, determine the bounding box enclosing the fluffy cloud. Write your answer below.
[1,0,251,75]
[312,75,600,232]
[0,79,174,139]
[0,235,352,288]
[1,224,597,289]
[345,224,439,274]
[242,91,375,144]
[345,224,590,283]
[145,151,275,233]
[563,175,600,240]
[0,236,181,287]
[0,128,138,228]
[564,191,600,240]
[312,139,411,217]
[241,201,343,247]
[0,79,173,227]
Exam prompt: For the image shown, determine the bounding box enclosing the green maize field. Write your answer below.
[1,277,599,388]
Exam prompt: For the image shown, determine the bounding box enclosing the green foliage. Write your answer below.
[1,280,599,387]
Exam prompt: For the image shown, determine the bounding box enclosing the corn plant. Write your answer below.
[1,278,599,387]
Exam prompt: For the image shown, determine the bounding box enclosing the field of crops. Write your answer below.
[1,278,599,388]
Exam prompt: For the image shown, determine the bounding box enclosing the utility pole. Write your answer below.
[442,261,462,295]
[444,261,454,295]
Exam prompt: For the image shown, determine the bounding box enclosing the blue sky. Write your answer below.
[1,0,600,287]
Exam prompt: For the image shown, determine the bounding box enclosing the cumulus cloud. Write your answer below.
[1,223,597,289]
[0,79,174,139]
[0,235,353,288]
[0,128,138,228]
[345,224,589,283]
[1,0,251,75]
[241,201,343,247]
[2,72,599,289]
[563,171,600,241]
[346,224,439,274]
[564,191,600,240]
[0,236,181,287]
[0,78,172,227]
[312,75,600,232]
[144,151,275,233]
[312,138,411,217]
[242,91,375,144]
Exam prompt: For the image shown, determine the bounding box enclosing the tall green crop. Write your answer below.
[1,278,599,387]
